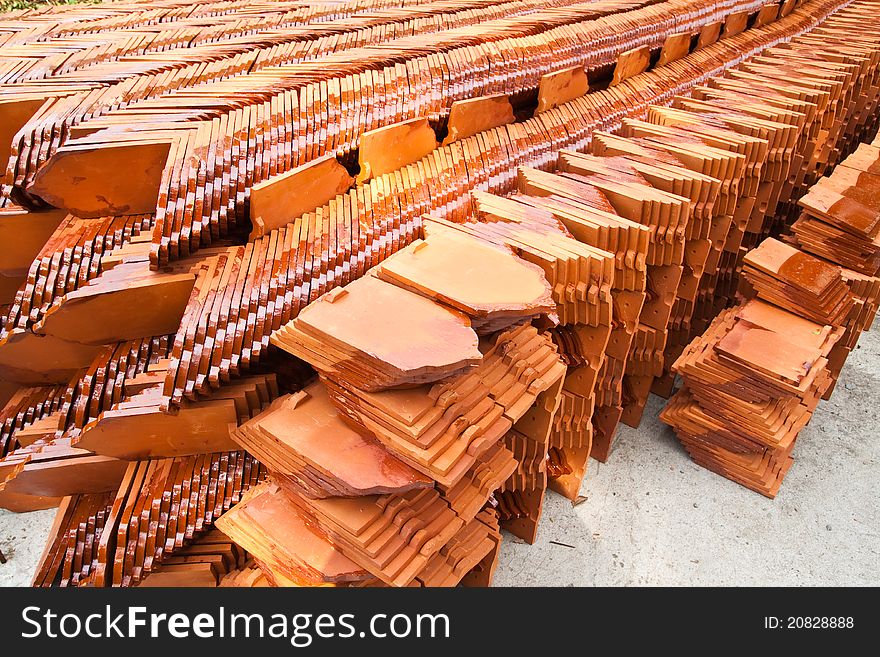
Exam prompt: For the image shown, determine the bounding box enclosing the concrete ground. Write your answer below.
[2,326,878,587]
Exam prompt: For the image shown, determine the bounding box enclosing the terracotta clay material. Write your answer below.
[536,66,589,114]
[610,46,651,87]
[33,261,196,346]
[28,140,172,218]
[442,95,515,146]
[249,154,354,240]
[357,118,437,183]
[271,274,482,390]
[4,0,879,590]
[230,383,433,498]
[216,483,373,586]
[376,229,555,329]
[658,32,693,67]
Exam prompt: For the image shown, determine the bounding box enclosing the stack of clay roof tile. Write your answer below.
[787,134,880,381]
[319,321,561,487]
[217,480,505,587]
[792,139,880,276]
[32,493,255,588]
[0,336,175,510]
[0,333,281,512]
[642,13,880,399]
[216,229,567,585]
[604,119,754,407]
[741,238,854,326]
[661,133,880,497]
[414,0,880,464]
[578,6,880,443]
[0,337,173,510]
[740,237,875,396]
[30,492,115,587]
[101,452,264,587]
[216,482,379,587]
[0,215,155,384]
[551,151,695,438]
[661,299,843,497]
[227,383,433,499]
[419,192,618,497]
[1,0,876,586]
[458,176,633,489]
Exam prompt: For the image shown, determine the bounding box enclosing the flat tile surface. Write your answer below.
[2,323,878,587]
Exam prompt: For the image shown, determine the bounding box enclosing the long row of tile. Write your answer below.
[0,0,786,407]
[1,0,458,82]
[425,12,880,485]
[213,4,880,583]
[0,0,676,314]
[0,0,602,199]
[0,0,624,308]
[13,0,764,267]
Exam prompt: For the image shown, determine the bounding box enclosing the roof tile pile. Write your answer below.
[661,299,843,497]
[220,232,568,585]
[661,136,880,497]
